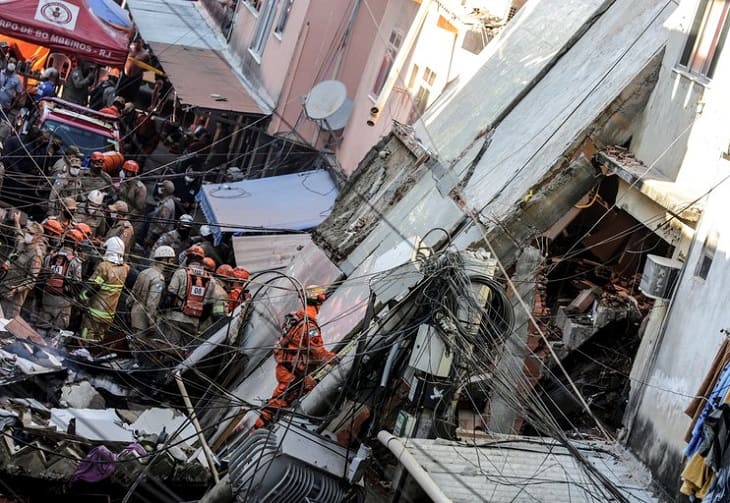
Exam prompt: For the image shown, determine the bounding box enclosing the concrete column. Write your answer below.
[488,246,542,433]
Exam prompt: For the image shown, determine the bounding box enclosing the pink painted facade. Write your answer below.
[215,0,519,174]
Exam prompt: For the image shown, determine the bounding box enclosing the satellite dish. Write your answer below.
[304,80,347,120]
[319,98,352,131]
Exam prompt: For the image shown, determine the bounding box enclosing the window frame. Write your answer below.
[370,29,404,100]
[273,0,294,37]
[249,0,279,58]
[677,0,730,80]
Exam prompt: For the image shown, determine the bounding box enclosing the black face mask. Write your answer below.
[91,166,101,175]
[178,227,191,239]
[63,210,74,220]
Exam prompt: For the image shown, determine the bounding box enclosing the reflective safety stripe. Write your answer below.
[93,274,124,292]
[88,307,115,321]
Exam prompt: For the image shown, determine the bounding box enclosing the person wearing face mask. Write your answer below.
[49,157,83,217]
[0,213,48,319]
[128,245,175,354]
[150,213,193,260]
[80,152,114,200]
[76,190,106,238]
[50,146,83,179]
[116,160,147,237]
[105,200,135,261]
[0,63,22,112]
[38,228,84,334]
[51,197,77,230]
[143,180,176,250]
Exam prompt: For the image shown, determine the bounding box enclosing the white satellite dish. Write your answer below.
[319,98,352,131]
[304,80,347,120]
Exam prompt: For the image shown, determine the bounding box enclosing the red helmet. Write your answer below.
[43,218,64,236]
[64,229,85,244]
[202,257,216,271]
[305,285,326,304]
[216,264,233,277]
[186,245,205,261]
[90,151,104,163]
[73,222,92,239]
[232,267,250,281]
[122,160,139,174]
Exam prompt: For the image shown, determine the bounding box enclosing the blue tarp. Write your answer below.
[197,170,338,245]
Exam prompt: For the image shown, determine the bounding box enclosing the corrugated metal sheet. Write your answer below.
[401,437,657,502]
[127,0,268,114]
[149,43,264,115]
[197,170,338,244]
[232,234,312,271]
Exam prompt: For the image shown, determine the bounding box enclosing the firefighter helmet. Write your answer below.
[161,180,175,195]
[200,224,213,237]
[186,244,205,261]
[43,218,64,236]
[104,236,125,256]
[87,190,104,206]
[202,257,216,271]
[232,267,250,281]
[122,160,139,174]
[73,222,92,239]
[65,229,84,244]
[216,264,233,277]
[153,245,176,259]
[90,151,104,163]
[179,214,194,228]
[305,285,326,304]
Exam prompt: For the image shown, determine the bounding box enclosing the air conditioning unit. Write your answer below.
[640,254,683,300]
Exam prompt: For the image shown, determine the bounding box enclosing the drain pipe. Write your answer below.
[377,431,452,503]
[367,0,433,126]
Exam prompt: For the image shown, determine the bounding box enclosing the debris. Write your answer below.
[60,381,106,409]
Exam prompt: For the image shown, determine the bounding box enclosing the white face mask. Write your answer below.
[24,233,34,244]
[185,175,194,183]
[110,212,118,220]
[69,167,80,176]
[157,186,164,195]
[119,171,126,181]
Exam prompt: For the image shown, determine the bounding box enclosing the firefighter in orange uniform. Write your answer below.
[227,266,250,313]
[255,286,340,428]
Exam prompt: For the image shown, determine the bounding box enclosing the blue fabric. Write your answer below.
[687,362,730,457]
[87,0,132,29]
[705,465,730,502]
[34,81,56,102]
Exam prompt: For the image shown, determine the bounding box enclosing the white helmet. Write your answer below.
[104,236,125,256]
[200,224,212,237]
[179,214,194,227]
[87,190,104,206]
[153,245,176,259]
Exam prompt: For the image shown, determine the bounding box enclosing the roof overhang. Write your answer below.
[126,0,271,115]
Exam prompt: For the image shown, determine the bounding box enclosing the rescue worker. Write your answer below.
[128,245,175,348]
[199,256,228,331]
[79,236,129,343]
[143,180,176,249]
[116,160,147,237]
[196,225,223,266]
[38,228,84,333]
[99,96,125,117]
[227,266,250,313]
[0,214,47,319]
[80,152,114,200]
[160,245,218,350]
[256,286,340,428]
[53,197,77,229]
[50,145,83,178]
[49,157,83,214]
[105,200,135,260]
[72,222,93,243]
[76,190,106,237]
[215,264,233,313]
[150,213,193,259]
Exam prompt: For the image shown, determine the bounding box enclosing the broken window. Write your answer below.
[679,0,730,79]
[371,30,403,98]
[695,229,719,280]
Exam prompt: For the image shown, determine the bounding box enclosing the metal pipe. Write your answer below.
[175,371,220,483]
[367,0,433,127]
[377,431,452,503]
